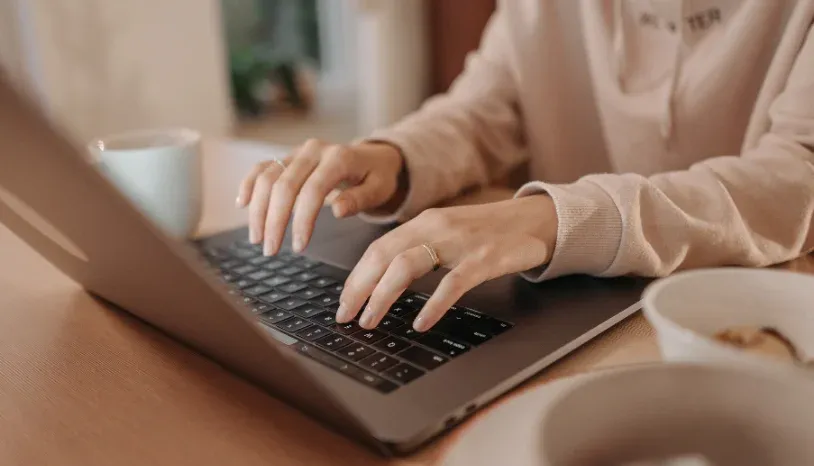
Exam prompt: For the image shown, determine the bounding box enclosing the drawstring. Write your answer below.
[613,0,684,146]
[612,0,627,90]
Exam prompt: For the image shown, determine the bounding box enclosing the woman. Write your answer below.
[236,0,814,332]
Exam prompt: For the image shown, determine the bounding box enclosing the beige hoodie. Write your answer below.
[363,0,814,281]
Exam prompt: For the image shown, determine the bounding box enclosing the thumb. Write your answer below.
[332,178,390,218]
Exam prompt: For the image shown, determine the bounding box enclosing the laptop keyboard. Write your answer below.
[200,240,513,394]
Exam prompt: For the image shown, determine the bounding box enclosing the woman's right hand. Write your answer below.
[236,139,405,255]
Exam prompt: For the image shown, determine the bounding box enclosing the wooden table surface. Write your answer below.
[0,140,810,465]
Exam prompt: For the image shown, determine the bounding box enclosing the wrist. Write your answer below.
[514,194,558,263]
[357,140,409,214]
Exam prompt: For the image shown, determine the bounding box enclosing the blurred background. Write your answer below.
[0,0,496,147]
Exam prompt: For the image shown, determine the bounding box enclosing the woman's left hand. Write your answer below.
[336,195,559,331]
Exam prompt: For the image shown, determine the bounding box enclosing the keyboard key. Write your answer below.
[312,295,339,307]
[290,305,324,318]
[417,333,470,358]
[250,303,273,314]
[373,336,410,355]
[352,329,387,344]
[260,309,292,325]
[398,294,425,309]
[378,316,405,331]
[278,318,311,333]
[392,325,422,340]
[248,256,272,266]
[220,273,237,283]
[297,288,324,300]
[243,284,273,297]
[262,276,291,287]
[296,326,331,342]
[389,304,415,318]
[315,334,352,351]
[294,271,319,282]
[202,247,228,260]
[442,326,492,346]
[276,252,297,262]
[247,269,274,281]
[233,264,258,275]
[262,259,287,271]
[384,363,425,384]
[294,343,397,393]
[451,308,513,335]
[311,277,337,288]
[235,239,256,249]
[297,258,321,269]
[234,279,254,289]
[219,260,241,270]
[336,343,375,361]
[481,318,512,335]
[309,312,337,327]
[278,282,308,294]
[230,249,257,259]
[332,321,362,335]
[326,284,344,295]
[279,266,303,276]
[359,353,399,372]
[398,346,448,370]
[275,297,307,311]
[258,291,288,304]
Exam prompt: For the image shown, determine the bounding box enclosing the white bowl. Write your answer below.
[539,363,814,466]
[642,267,814,365]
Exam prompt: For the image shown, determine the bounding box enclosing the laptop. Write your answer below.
[0,73,646,455]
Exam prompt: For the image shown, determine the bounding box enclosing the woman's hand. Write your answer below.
[236,139,404,255]
[336,195,559,331]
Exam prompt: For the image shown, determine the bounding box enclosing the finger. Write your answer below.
[331,176,388,218]
[247,163,284,244]
[292,145,354,252]
[236,161,273,208]
[336,229,418,323]
[413,259,488,332]
[358,246,435,329]
[263,140,321,255]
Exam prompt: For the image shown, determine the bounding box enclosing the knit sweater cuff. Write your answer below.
[514,180,623,282]
[355,130,431,225]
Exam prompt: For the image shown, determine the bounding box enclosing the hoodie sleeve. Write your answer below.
[517,26,814,281]
[359,1,527,224]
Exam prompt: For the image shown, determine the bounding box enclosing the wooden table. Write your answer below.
[0,140,808,465]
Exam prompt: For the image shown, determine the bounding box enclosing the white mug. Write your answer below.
[88,128,202,239]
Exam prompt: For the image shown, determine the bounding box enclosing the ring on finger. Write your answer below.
[421,243,441,272]
[271,158,287,170]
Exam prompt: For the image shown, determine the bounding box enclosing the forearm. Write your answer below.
[518,135,814,281]
[359,2,527,223]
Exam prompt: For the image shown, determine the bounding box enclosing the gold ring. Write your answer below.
[272,158,286,170]
[421,243,441,272]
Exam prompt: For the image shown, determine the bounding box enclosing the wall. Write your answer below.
[355,0,430,136]
[0,0,27,87]
[18,0,234,144]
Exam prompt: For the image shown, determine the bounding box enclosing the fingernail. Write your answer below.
[336,301,351,323]
[333,200,348,218]
[263,240,275,256]
[413,315,429,332]
[359,306,375,328]
[235,196,243,207]
[293,234,305,253]
[249,229,259,244]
